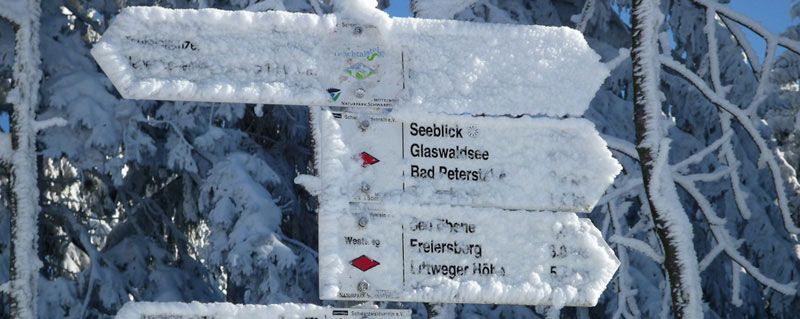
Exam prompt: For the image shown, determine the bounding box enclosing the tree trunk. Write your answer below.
[631,0,704,318]
[4,0,43,318]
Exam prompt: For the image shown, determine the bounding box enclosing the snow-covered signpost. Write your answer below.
[91,0,620,312]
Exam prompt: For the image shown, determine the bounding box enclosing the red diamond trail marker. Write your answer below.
[351,255,380,272]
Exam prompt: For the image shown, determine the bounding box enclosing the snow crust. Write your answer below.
[92,7,608,116]
[331,0,391,29]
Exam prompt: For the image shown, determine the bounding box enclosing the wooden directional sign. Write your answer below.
[115,302,411,319]
[91,7,608,116]
[315,109,621,212]
[318,202,619,306]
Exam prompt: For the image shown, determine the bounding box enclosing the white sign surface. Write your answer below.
[316,109,621,212]
[114,302,410,319]
[318,203,619,306]
[91,7,608,116]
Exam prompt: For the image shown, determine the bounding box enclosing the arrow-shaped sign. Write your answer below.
[316,109,621,212]
[320,202,620,306]
[91,7,608,116]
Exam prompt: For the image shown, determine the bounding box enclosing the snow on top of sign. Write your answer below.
[93,7,607,116]
[91,7,335,105]
[388,18,608,117]
[114,301,324,319]
[331,0,391,30]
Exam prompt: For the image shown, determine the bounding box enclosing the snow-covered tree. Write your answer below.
[412,0,800,318]
[3,0,324,317]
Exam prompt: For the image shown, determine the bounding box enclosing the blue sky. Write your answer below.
[384,0,797,60]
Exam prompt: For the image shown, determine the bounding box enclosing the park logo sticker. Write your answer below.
[327,88,342,102]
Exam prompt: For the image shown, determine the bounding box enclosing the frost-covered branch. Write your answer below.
[32,117,67,132]
[605,48,632,72]
[718,15,761,76]
[681,164,738,183]
[671,129,733,172]
[602,134,640,160]
[0,0,23,25]
[673,175,726,225]
[660,55,800,234]
[5,0,44,317]
[610,235,664,263]
[607,201,643,319]
[701,8,756,221]
[674,176,797,295]
[0,132,11,163]
[693,0,800,55]
[597,177,643,207]
[719,114,753,219]
[632,0,704,316]
[698,243,725,271]
[574,0,596,33]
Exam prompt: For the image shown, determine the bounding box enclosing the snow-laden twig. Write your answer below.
[675,176,797,295]
[607,201,643,319]
[0,132,11,163]
[32,117,67,132]
[744,39,776,115]
[710,223,797,295]
[574,0,596,33]
[0,0,23,25]
[602,134,640,160]
[673,175,726,225]
[718,15,760,76]
[610,235,665,263]
[671,130,733,172]
[704,9,724,94]
[702,9,756,221]
[660,55,800,234]
[606,48,632,71]
[308,0,323,15]
[597,177,643,207]
[698,243,725,271]
[693,0,800,55]
[731,261,743,306]
[681,164,738,183]
[545,306,561,319]
[719,113,753,219]
[280,234,319,259]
